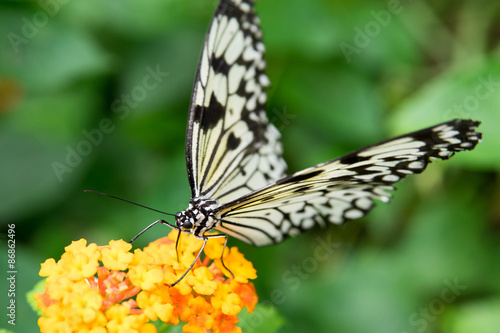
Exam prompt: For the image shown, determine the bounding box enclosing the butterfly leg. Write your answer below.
[170,233,234,286]
[175,230,182,263]
[171,237,208,287]
[200,233,234,278]
[220,234,234,279]
[130,219,178,243]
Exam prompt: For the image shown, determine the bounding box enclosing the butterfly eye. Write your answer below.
[181,220,193,230]
[175,212,193,230]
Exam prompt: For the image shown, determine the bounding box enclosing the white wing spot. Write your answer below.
[258,91,267,104]
[382,174,400,182]
[228,64,246,94]
[243,45,259,62]
[344,209,364,220]
[355,198,373,210]
[245,78,256,93]
[408,161,424,169]
[301,218,315,229]
[240,2,251,12]
[289,227,300,236]
[259,74,270,87]
[440,130,459,138]
[216,18,239,58]
[380,196,390,203]
[225,31,245,65]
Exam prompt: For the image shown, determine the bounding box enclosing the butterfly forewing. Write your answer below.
[214,120,482,246]
[186,0,287,205]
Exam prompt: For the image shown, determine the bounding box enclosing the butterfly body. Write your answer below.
[176,198,220,238]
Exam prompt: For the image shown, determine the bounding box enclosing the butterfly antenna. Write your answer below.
[85,190,179,242]
[84,190,176,217]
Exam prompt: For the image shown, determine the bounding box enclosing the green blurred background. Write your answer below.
[1,0,500,332]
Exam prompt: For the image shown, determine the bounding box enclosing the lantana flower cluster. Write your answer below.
[34,230,258,333]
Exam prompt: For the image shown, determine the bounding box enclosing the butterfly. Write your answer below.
[102,0,481,285]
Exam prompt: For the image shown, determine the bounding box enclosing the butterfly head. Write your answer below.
[175,198,220,236]
[175,211,194,231]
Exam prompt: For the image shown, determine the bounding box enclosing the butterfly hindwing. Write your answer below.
[214,119,482,246]
[185,0,287,205]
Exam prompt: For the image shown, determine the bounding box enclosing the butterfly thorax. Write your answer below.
[175,198,220,238]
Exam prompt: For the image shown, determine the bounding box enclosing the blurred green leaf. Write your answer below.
[1,9,110,92]
[0,86,100,220]
[260,0,341,59]
[274,65,384,171]
[0,328,15,333]
[117,30,201,113]
[62,0,197,38]
[238,303,285,333]
[443,299,500,333]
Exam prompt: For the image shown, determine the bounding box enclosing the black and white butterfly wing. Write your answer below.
[214,119,482,246]
[186,0,287,205]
